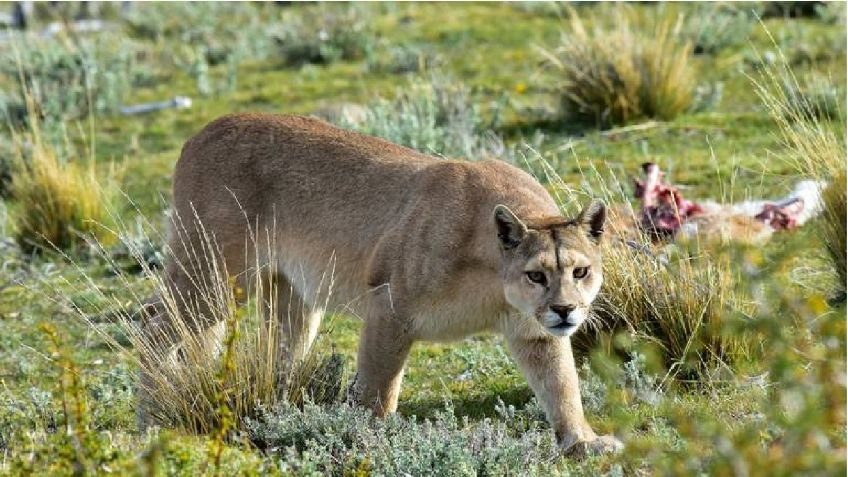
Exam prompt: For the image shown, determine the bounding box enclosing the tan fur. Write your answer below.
[679,211,773,244]
[140,113,621,456]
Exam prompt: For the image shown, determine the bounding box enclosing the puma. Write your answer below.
[139,113,622,456]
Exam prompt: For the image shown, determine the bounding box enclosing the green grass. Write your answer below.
[0,2,845,475]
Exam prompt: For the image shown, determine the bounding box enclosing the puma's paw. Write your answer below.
[566,434,624,458]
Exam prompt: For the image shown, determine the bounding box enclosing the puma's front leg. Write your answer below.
[504,332,622,457]
[350,308,413,416]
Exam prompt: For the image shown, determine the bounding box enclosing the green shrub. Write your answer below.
[0,35,141,125]
[762,1,830,18]
[684,4,753,55]
[124,2,273,66]
[629,290,846,475]
[272,5,375,67]
[0,136,14,198]
[248,400,564,476]
[774,22,847,66]
[509,1,569,17]
[541,7,696,127]
[821,173,847,301]
[690,81,724,113]
[122,2,276,96]
[341,78,507,160]
[366,43,441,75]
[815,1,847,24]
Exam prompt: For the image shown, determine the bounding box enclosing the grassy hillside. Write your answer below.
[0,2,845,475]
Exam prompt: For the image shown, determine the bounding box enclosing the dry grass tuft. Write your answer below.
[60,215,347,436]
[540,7,696,128]
[8,103,114,253]
[530,156,751,381]
[752,39,847,300]
[590,239,748,381]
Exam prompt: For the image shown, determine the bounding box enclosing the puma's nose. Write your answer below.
[550,305,575,320]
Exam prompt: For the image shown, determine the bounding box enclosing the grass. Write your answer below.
[537,160,752,382]
[74,214,346,436]
[821,173,847,298]
[7,104,115,253]
[0,2,844,475]
[540,6,696,127]
[753,40,847,299]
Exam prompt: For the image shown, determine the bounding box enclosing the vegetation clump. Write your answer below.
[8,110,114,252]
[272,5,375,67]
[341,78,507,160]
[541,8,696,127]
[0,35,140,125]
[684,4,753,55]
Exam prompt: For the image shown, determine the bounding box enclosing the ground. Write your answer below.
[0,2,845,476]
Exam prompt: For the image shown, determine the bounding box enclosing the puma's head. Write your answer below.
[494,201,605,337]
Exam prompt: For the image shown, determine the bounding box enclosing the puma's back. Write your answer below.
[170,113,560,311]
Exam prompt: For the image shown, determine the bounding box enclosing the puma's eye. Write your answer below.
[526,271,547,286]
[573,267,589,279]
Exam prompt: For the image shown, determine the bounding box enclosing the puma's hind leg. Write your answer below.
[261,272,324,369]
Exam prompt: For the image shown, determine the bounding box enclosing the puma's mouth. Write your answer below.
[545,320,579,337]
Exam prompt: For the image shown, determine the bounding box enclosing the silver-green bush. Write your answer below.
[0,35,141,125]
[340,79,507,161]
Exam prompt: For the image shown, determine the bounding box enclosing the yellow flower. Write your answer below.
[514,82,527,94]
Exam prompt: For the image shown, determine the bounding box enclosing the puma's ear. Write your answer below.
[577,200,606,241]
[493,204,527,250]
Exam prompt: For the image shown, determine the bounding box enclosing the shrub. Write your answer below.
[683,4,753,55]
[815,1,847,24]
[366,43,441,75]
[772,22,847,66]
[8,107,114,253]
[124,2,273,66]
[690,81,724,113]
[541,7,696,128]
[0,136,14,198]
[762,1,828,19]
[123,1,275,95]
[248,400,565,475]
[821,173,847,301]
[0,34,141,125]
[340,78,507,160]
[510,1,569,17]
[272,5,375,67]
